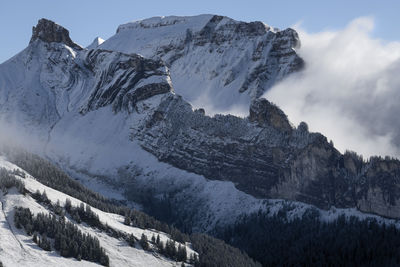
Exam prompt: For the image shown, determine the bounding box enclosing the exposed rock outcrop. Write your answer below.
[30,18,82,50]
[82,49,173,113]
[134,95,400,219]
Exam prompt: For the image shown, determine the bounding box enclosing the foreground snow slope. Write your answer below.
[0,157,192,267]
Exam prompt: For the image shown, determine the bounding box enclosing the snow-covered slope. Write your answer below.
[0,156,193,267]
[100,15,303,114]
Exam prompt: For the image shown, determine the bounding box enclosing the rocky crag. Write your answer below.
[134,95,400,218]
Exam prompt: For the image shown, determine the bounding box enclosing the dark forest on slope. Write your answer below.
[215,209,400,266]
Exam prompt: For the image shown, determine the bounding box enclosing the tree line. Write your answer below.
[0,167,25,194]
[14,207,110,266]
[32,188,194,264]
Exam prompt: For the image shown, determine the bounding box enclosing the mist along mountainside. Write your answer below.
[2,15,400,266]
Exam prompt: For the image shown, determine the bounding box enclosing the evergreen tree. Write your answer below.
[41,190,50,204]
[157,240,164,253]
[40,235,51,251]
[65,198,72,212]
[124,214,131,226]
[127,234,136,246]
[177,244,187,262]
[54,200,64,216]
[140,233,149,250]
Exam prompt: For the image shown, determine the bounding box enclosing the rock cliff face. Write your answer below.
[81,49,172,113]
[134,96,400,218]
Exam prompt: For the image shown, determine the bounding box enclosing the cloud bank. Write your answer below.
[264,17,400,158]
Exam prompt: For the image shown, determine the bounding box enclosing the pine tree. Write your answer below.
[100,254,110,267]
[60,236,68,256]
[157,240,164,253]
[140,233,149,250]
[79,202,85,213]
[65,198,72,211]
[25,223,33,235]
[165,239,177,258]
[124,214,131,225]
[127,234,136,246]
[41,190,50,204]
[33,233,38,243]
[40,235,51,251]
[193,253,199,265]
[54,200,64,216]
[33,189,41,199]
[178,244,187,262]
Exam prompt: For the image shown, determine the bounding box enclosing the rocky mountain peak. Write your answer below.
[29,18,82,50]
[103,14,304,109]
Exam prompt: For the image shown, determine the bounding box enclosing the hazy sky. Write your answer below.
[1,0,400,63]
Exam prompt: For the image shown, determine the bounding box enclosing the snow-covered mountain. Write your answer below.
[2,17,400,265]
[100,15,303,114]
[0,17,307,234]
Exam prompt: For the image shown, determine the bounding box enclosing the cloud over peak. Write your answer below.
[265,17,400,158]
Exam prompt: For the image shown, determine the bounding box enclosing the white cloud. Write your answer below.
[264,17,400,158]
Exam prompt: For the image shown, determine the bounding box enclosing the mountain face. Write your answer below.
[134,88,400,218]
[1,15,400,241]
[100,15,303,113]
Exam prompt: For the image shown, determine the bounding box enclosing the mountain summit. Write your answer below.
[101,14,303,113]
[30,18,82,49]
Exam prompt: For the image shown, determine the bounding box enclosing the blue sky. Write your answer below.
[0,0,399,63]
